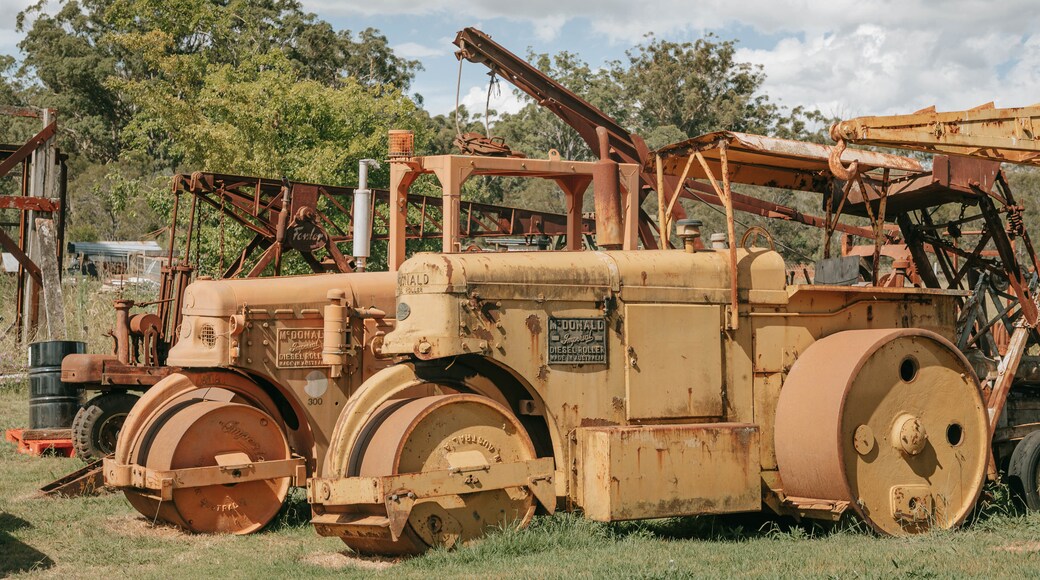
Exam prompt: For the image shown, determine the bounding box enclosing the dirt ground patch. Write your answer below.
[301,550,399,571]
[104,514,194,541]
[996,541,1040,553]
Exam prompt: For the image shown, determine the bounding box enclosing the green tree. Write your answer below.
[115,45,428,182]
[494,51,627,162]
[618,34,776,137]
[16,0,420,162]
[108,45,429,274]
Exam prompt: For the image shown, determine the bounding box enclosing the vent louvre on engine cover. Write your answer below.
[199,323,217,347]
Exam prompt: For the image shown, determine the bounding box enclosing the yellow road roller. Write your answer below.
[307,239,987,553]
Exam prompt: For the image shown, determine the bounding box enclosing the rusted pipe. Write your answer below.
[592,127,623,250]
[656,154,666,246]
[167,191,180,264]
[322,289,348,378]
[353,307,386,319]
[675,219,702,253]
[274,178,291,275]
[113,299,133,364]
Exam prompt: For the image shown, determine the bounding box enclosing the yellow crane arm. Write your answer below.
[830,103,1040,166]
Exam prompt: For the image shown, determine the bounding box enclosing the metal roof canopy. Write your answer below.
[652,131,922,193]
[650,131,992,220]
[67,241,166,259]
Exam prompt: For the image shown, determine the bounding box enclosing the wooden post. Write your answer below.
[35,218,65,340]
[22,109,58,343]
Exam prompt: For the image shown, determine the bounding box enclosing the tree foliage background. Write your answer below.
[4,1,1036,274]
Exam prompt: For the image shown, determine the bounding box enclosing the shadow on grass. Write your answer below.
[610,510,871,544]
[263,487,312,532]
[0,512,55,575]
[406,510,874,572]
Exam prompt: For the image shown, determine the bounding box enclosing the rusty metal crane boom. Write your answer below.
[831,103,1040,166]
[453,28,906,249]
[454,28,643,170]
[454,27,683,247]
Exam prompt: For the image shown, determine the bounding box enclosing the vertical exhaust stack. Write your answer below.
[675,220,702,253]
[592,127,624,250]
[353,159,381,272]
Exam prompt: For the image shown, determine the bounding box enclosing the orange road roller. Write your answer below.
[104,272,396,534]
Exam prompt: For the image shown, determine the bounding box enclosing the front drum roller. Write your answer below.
[339,394,538,554]
[124,399,291,534]
[775,329,988,535]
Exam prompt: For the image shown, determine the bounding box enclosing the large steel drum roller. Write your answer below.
[775,328,988,535]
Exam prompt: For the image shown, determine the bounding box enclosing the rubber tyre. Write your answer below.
[1009,430,1040,511]
[72,392,139,461]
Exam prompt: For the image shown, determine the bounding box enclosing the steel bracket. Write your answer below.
[103,455,306,501]
[309,457,557,530]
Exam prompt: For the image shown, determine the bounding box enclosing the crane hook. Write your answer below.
[828,136,860,182]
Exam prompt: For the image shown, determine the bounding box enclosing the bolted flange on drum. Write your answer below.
[28,340,86,429]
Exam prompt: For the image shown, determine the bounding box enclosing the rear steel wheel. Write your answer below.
[344,393,537,554]
[775,329,988,535]
[124,399,291,534]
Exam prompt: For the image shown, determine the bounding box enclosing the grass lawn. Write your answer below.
[2,379,1040,578]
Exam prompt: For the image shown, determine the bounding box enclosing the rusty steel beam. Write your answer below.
[0,228,42,283]
[173,171,598,278]
[454,28,636,169]
[176,172,593,244]
[0,196,60,212]
[0,106,49,119]
[0,121,57,178]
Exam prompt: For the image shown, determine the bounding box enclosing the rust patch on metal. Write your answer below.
[525,314,542,335]
[442,255,453,281]
[472,327,493,343]
[536,365,549,381]
[579,418,618,427]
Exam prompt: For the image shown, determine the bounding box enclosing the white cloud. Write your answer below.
[0,0,53,57]
[5,0,1037,123]
[301,0,1040,116]
[459,82,525,118]
[302,0,1038,42]
[737,22,1039,116]
[391,41,448,59]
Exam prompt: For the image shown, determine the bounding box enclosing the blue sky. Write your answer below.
[3,0,1038,123]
